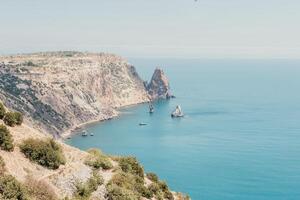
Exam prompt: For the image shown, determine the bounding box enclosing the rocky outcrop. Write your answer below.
[0,52,150,136]
[147,68,173,100]
[0,52,174,137]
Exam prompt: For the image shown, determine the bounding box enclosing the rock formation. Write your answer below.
[147,68,173,100]
[0,52,174,137]
[0,52,151,136]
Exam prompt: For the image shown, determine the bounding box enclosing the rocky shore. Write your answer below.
[0,52,190,199]
[0,51,171,137]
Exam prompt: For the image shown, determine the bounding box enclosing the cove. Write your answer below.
[67,58,300,200]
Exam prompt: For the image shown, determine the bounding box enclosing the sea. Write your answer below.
[67,58,300,200]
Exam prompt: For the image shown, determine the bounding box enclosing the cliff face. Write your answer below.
[147,68,173,100]
[0,52,150,136]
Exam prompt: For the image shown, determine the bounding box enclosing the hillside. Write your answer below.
[0,52,187,199]
[0,115,189,199]
[0,52,170,137]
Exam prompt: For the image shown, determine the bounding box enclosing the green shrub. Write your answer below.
[3,112,17,127]
[158,181,174,200]
[74,182,90,199]
[148,181,174,200]
[74,172,104,199]
[0,124,14,151]
[0,102,5,119]
[0,156,5,174]
[3,111,23,127]
[13,112,23,125]
[25,176,58,200]
[118,157,144,178]
[148,183,160,195]
[20,138,65,169]
[146,172,159,183]
[86,172,104,192]
[106,184,139,200]
[0,175,28,200]
[85,149,113,170]
[107,171,152,199]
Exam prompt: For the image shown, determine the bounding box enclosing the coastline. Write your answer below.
[61,100,150,139]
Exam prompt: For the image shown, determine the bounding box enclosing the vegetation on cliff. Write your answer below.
[20,138,66,169]
[74,171,104,200]
[85,148,113,170]
[0,124,14,151]
[0,175,27,200]
[118,156,144,178]
[25,176,58,200]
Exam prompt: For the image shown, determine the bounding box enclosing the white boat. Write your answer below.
[171,105,184,118]
[82,130,88,136]
[90,132,94,136]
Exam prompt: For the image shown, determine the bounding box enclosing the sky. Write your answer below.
[0,0,299,58]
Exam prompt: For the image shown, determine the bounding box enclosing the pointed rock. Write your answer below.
[147,68,174,100]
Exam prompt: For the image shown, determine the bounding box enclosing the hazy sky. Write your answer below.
[1,0,299,58]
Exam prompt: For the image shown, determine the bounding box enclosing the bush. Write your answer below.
[0,124,14,151]
[0,175,27,200]
[146,172,159,183]
[148,183,160,195]
[20,138,65,169]
[158,181,174,200]
[118,157,144,178]
[106,184,139,200]
[13,112,23,125]
[86,172,104,192]
[107,171,152,199]
[147,181,175,200]
[3,112,17,127]
[0,102,5,119]
[85,149,113,170]
[74,172,104,199]
[3,111,23,127]
[25,176,58,200]
[74,182,90,199]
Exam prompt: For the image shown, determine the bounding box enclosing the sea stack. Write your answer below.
[147,68,174,100]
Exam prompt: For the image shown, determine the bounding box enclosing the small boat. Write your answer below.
[139,123,147,126]
[149,104,154,113]
[90,132,94,136]
[171,105,184,118]
[82,130,88,137]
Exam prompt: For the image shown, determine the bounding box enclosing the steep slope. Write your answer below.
[0,108,189,199]
[0,52,151,136]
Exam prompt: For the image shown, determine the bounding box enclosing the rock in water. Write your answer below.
[147,68,173,100]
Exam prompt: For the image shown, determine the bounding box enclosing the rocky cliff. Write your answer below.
[0,52,171,136]
[147,68,173,100]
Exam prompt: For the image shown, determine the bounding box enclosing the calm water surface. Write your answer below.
[67,59,300,200]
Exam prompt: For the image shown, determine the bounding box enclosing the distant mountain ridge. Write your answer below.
[0,51,171,136]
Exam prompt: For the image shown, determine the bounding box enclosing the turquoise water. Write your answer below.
[67,59,300,200]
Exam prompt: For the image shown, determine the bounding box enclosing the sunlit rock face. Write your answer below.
[0,52,149,136]
[147,68,173,100]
